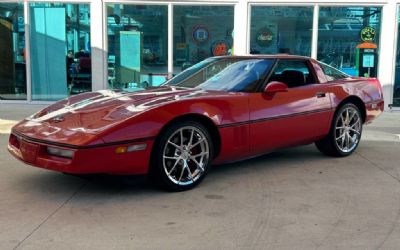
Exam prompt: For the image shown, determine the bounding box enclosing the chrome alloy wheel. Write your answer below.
[335,106,362,153]
[162,126,210,186]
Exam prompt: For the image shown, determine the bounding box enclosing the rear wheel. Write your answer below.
[315,103,362,157]
[151,121,213,191]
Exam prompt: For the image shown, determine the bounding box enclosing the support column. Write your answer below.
[233,0,248,55]
[90,0,107,91]
[378,2,397,109]
[311,5,319,59]
[168,3,173,77]
[24,0,32,102]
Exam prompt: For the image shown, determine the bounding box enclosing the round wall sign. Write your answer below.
[256,27,274,47]
[360,26,376,42]
[211,41,229,56]
[192,26,210,44]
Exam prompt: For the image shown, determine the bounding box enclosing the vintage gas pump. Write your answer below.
[355,26,378,77]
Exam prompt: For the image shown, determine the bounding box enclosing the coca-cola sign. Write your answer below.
[256,27,273,47]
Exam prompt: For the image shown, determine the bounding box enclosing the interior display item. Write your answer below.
[255,27,274,47]
[211,40,230,56]
[30,6,68,100]
[116,31,142,86]
[192,25,210,45]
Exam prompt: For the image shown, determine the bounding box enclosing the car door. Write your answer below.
[249,59,332,156]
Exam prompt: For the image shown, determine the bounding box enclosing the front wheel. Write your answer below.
[151,121,213,191]
[315,103,363,157]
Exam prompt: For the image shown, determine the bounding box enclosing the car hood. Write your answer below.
[12,87,227,146]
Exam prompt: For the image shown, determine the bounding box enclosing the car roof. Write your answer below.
[213,54,312,60]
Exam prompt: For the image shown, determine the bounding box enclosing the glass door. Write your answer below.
[29,3,91,101]
[0,2,26,100]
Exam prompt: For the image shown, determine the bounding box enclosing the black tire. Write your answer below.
[315,103,363,157]
[150,121,214,191]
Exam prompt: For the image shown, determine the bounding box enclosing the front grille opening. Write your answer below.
[9,134,20,149]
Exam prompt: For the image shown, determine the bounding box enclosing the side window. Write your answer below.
[268,60,316,88]
[319,62,349,82]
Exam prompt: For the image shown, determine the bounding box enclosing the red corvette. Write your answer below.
[8,55,384,191]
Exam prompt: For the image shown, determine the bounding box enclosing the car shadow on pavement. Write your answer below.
[210,144,327,175]
[15,144,330,198]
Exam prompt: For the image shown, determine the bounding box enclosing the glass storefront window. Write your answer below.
[173,6,234,74]
[107,4,168,91]
[0,3,26,100]
[318,7,381,77]
[30,3,91,101]
[250,6,313,56]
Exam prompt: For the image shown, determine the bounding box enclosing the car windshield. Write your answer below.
[165,58,274,92]
[165,58,218,86]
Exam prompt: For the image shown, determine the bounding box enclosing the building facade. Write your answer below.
[0,0,399,110]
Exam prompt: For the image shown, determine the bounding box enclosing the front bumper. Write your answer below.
[8,132,154,175]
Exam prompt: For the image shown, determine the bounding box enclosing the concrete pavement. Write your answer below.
[1,104,400,249]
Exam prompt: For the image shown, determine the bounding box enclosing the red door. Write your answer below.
[249,59,333,156]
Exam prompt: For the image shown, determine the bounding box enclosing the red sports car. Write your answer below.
[8,55,384,191]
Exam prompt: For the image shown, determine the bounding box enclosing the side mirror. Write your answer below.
[263,81,288,95]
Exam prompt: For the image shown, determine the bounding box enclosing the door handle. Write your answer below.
[316,92,326,98]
